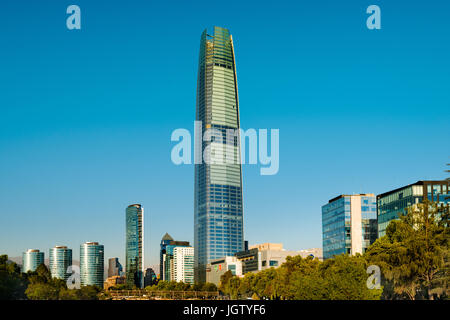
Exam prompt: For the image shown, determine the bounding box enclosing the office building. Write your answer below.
[160,233,174,278]
[377,180,450,237]
[194,26,244,282]
[206,256,242,286]
[22,249,44,273]
[80,242,104,288]
[108,257,123,278]
[126,204,144,288]
[144,268,157,287]
[49,246,72,280]
[173,246,195,284]
[322,194,378,260]
[162,240,190,281]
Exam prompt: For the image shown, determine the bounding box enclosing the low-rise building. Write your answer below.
[104,275,126,290]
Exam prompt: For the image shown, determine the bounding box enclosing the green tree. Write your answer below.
[366,201,449,300]
[0,255,28,300]
[320,254,382,300]
[202,282,218,292]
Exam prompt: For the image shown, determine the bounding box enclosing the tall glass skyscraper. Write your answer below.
[22,249,44,273]
[126,204,144,288]
[322,194,378,260]
[49,246,72,280]
[80,242,104,288]
[194,26,244,282]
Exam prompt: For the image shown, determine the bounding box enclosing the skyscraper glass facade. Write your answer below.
[377,180,450,237]
[126,204,144,288]
[194,26,244,282]
[80,242,104,288]
[322,194,377,260]
[22,249,44,273]
[162,241,190,281]
[160,232,174,279]
[49,246,72,281]
[108,257,123,278]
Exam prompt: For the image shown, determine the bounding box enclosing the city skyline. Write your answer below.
[1,0,450,268]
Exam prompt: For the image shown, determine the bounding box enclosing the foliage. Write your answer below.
[144,280,216,292]
[220,255,382,300]
[366,201,449,300]
[0,255,28,300]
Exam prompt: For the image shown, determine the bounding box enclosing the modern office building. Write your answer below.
[144,268,157,287]
[206,243,319,283]
[22,249,44,273]
[126,204,144,288]
[322,194,378,260]
[235,243,320,274]
[377,180,450,237]
[160,233,174,278]
[162,240,191,281]
[80,242,104,288]
[194,26,244,282]
[108,257,123,278]
[173,246,195,284]
[49,246,72,280]
[206,256,242,286]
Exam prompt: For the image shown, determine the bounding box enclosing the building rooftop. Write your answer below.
[161,233,174,241]
[376,180,449,199]
[328,193,375,203]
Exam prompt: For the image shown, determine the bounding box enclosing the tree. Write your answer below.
[366,201,449,300]
[0,255,28,300]
[202,282,218,292]
[219,270,233,293]
[319,254,382,300]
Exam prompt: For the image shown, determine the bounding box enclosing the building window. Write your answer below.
[269,260,278,267]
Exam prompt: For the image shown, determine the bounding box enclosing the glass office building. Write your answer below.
[377,180,450,237]
[49,246,72,280]
[80,242,104,288]
[322,194,378,260]
[194,26,244,282]
[22,249,44,273]
[160,233,174,279]
[108,257,123,278]
[162,241,190,281]
[126,204,144,288]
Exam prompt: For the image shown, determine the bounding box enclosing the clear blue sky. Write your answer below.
[0,0,449,269]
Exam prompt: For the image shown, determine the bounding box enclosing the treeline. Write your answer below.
[219,201,449,300]
[109,280,217,292]
[144,280,217,292]
[0,260,102,300]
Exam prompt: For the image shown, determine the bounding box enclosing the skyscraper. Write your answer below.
[80,242,104,288]
[22,249,44,273]
[322,194,378,260]
[162,240,190,281]
[49,246,72,281]
[126,204,144,288]
[194,26,244,282]
[160,232,174,278]
[108,257,123,278]
[173,246,194,284]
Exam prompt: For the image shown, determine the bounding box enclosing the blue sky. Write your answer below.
[0,0,449,269]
